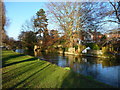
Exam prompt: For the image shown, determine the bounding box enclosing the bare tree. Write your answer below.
[108,0,120,23]
[21,16,38,32]
[47,2,107,46]
[47,2,84,47]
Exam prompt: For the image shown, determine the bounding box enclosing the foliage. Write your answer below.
[59,39,66,44]
[47,30,60,47]
[86,43,100,50]
[93,44,100,50]
[74,45,78,50]
[34,9,49,44]
[77,44,86,53]
[18,31,37,50]
[2,50,112,88]
[2,37,17,50]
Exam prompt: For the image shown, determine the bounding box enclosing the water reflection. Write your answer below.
[16,49,34,56]
[15,49,24,53]
[16,49,120,87]
[35,52,120,87]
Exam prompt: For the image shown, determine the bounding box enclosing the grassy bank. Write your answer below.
[2,50,113,88]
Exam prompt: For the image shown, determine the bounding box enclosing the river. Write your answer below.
[15,49,120,88]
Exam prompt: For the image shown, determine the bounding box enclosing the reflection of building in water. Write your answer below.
[95,58,120,68]
[82,58,87,62]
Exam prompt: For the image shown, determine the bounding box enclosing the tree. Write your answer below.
[7,37,16,50]
[96,1,120,46]
[88,1,120,28]
[81,1,120,27]
[106,1,120,24]
[50,30,59,39]
[48,30,59,46]
[47,2,84,47]
[34,9,49,46]
[0,1,9,45]
[47,2,105,46]
[18,31,37,50]
[47,2,120,43]
[21,16,38,32]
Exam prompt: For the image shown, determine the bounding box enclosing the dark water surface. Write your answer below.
[16,49,120,88]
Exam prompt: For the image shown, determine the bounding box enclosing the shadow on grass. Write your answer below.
[2,57,37,68]
[2,54,25,62]
[3,61,46,85]
[3,60,39,75]
[10,64,51,88]
[61,71,113,88]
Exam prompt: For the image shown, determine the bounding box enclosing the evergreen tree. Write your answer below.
[34,9,49,45]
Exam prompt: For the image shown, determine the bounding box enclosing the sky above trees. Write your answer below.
[4,2,59,40]
[4,1,118,40]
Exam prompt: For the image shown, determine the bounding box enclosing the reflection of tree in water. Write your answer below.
[43,52,59,65]
[24,50,34,56]
[33,51,120,87]
[34,50,120,68]
[69,56,120,79]
[65,55,100,78]
[34,51,120,79]
[101,58,120,68]
[34,51,59,65]
[77,58,99,78]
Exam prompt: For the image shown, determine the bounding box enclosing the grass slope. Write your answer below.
[2,50,113,88]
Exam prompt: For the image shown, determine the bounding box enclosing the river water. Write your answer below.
[16,49,120,88]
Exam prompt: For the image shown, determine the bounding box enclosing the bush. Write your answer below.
[102,46,109,54]
[74,45,78,50]
[60,40,66,44]
[86,43,100,50]
[93,44,100,50]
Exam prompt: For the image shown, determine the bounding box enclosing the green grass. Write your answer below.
[2,50,113,88]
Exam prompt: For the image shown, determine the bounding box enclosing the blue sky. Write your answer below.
[5,2,59,40]
[4,2,118,40]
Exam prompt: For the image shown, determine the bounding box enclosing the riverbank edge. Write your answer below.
[2,50,114,88]
[58,51,117,59]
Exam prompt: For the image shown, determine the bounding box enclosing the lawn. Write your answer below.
[2,50,113,88]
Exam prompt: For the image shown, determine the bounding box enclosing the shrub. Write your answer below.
[86,43,100,50]
[93,44,100,50]
[102,46,109,54]
[74,45,78,50]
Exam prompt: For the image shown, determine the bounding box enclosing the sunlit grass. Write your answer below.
[2,50,113,88]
